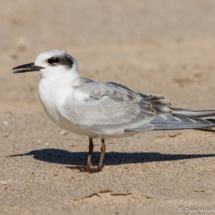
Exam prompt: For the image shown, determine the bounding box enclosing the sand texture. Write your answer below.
[1,1,215,214]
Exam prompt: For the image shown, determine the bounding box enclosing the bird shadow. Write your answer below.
[7,148,215,166]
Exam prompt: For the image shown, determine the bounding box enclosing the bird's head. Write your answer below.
[13,49,79,79]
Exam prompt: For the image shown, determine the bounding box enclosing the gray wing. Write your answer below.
[60,78,157,135]
[104,82,214,131]
[60,78,215,135]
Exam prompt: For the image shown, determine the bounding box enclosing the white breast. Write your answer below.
[38,78,99,137]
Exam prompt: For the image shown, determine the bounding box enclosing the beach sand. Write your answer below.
[1,1,215,214]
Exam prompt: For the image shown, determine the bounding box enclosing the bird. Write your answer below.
[13,49,215,173]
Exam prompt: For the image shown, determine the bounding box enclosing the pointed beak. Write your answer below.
[12,62,45,73]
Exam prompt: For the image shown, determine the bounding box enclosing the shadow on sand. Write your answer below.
[8,148,215,166]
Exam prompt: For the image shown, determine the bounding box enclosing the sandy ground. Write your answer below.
[1,1,215,214]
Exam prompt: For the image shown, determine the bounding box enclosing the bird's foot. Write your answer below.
[66,165,86,170]
[79,166,103,173]
[65,164,94,171]
[66,165,102,173]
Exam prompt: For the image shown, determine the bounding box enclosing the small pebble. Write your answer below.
[3,121,8,126]
[60,130,68,135]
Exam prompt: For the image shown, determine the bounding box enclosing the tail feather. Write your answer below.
[171,108,215,132]
[151,113,215,131]
[171,108,215,119]
[196,119,215,132]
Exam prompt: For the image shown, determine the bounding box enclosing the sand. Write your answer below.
[1,1,215,214]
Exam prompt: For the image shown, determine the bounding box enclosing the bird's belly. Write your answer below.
[42,102,140,138]
[41,103,98,137]
[56,112,99,137]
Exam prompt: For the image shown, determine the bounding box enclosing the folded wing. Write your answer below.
[59,78,215,135]
[60,79,155,135]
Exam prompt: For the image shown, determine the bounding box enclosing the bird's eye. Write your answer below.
[48,57,59,64]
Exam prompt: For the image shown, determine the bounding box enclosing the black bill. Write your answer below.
[12,62,44,73]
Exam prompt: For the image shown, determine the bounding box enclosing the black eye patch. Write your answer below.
[48,57,59,64]
[47,55,74,69]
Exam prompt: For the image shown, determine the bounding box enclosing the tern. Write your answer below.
[13,49,215,173]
